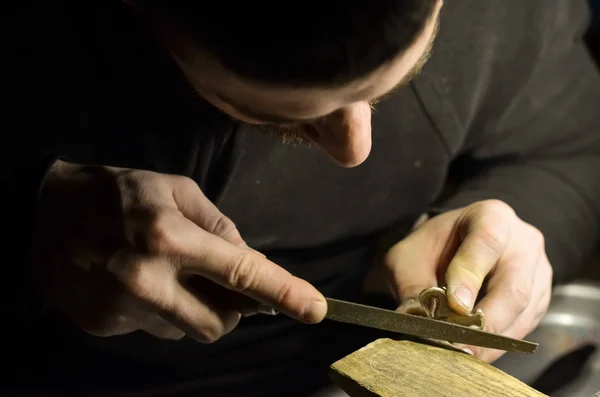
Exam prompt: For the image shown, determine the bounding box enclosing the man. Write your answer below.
[3,0,600,396]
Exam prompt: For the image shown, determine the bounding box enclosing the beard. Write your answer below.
[259,124,314,147]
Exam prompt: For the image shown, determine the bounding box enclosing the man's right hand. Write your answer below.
[31,160,327,342]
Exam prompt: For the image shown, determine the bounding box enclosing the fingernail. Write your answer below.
[304,298,328,324]
[462,348,475,356]
[240,308,258,317]
[452,285,473,309]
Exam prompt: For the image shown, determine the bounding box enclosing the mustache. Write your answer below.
[259,124,314,147]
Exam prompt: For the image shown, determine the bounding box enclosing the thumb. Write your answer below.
[445,206,509,314]
[384,238,438,303]
[169,175,247,247]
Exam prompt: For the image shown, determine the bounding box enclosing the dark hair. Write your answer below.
[142,1,438,87]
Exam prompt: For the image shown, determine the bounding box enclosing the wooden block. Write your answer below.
[330,338,547,397]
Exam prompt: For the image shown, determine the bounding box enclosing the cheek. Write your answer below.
[187,84,261,124]
[210,100,263,124]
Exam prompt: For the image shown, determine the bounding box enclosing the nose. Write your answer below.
[305,102,372,168]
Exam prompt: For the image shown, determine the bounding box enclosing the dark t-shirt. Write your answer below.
[3,1,600,396]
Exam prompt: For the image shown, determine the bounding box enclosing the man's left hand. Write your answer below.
[384,200,553,363]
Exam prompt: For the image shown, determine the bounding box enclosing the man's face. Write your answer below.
[165,2,442,167]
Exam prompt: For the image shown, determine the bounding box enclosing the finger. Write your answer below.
[475,248,539,334]
[480,312,539,363]
[454,265,540,362]
[475,260,550,362]
[384,238,438,302]
[74,313,140,338]
[170,216,327,323]
[477,274,535,337]
[158,284,241,343]
[185,275,263,315]
[107,251,241,343]
[120,209,327,324]
[445,205,511,313]
[478,346,505,363]
[168,175,247,247]
[48,255,142,337]
[123,292,186,340]
[138,313,186,340]
[454,259,551,363]
[454,310,538,363]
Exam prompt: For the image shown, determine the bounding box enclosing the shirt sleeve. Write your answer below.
[431,0,600,283]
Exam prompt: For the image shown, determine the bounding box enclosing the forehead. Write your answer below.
[168,11,440,124]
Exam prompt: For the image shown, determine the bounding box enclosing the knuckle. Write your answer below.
[174,175,200,194]
[476,199,515,217]
[484,321,499,336]
[449,261,485,284]
[142,210,180,255]
[175,174,196,187]
[475,221,509,255]
[527,225,546,251]
[116,169,143,189]
[194,322,224,344]
[384,241,409,269]
[227,252,259,292]
[274,281,297,312]
[117,170,156,201]
[467,201,515,256]
[120,259,160,302]
[209,214,239,239]
[508,284,532,314]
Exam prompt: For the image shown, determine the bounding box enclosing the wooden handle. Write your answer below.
[330,338,547,397]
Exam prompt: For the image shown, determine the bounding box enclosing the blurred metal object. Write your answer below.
[252,287,537,352]
[494,281,600,397]
[325,296,537,353]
